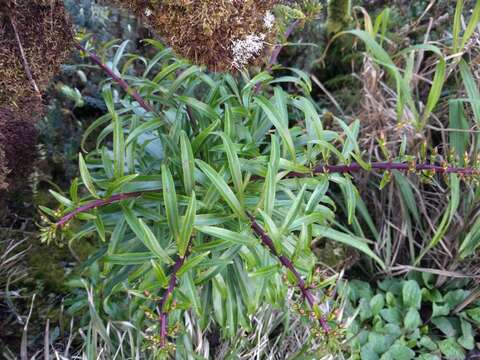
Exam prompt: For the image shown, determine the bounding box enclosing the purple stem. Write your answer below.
[75,42,155,114]
[254,20,300,94]
[56,191,144,227]
[157,255,186,347]
[284,162,480,178]
[268,20,300,66]
[55,162,478,228]
[247,212,331,334]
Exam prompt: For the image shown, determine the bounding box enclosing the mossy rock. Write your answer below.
[0,0,74,112]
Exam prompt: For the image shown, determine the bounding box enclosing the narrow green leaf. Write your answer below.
[421,59,446,127]
[312,226,385,269]
[125,118,163,146]
[196,226,256,247]
[255,94,296,160]
[177,252,211,277]
[453,0,464,53]
[179,192,196,256]
[78,153,98,198]
[459,60,480,128]
[460,0,480,49]
[216,132,243,198]
[49,190,74,208]
[280,184,307,234]
[105,252,154,264]
[106,174,139,195]
[180,131,195,195]
[123,206,173,264]
[162,164,181,242]
[263,135,280,217]
[195,160,245,219]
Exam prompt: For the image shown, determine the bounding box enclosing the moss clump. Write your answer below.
[326,0,352,35]
[0,107,39,190]
[0,0,74,112]
[111,0,279,71]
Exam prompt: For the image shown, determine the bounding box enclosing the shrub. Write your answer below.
[41,41,381,357]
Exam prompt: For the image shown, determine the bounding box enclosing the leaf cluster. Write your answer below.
[346,277,480,360]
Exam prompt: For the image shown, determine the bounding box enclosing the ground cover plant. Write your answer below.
[1,0,480,359]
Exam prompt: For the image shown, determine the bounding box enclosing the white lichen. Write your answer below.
[264,10,275,30]
[231,33,266,69]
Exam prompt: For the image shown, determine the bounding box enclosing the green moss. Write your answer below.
[326,0,352,35]
[26,237,97,293]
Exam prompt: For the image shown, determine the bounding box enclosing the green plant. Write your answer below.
[39,30,480,356]
[324,0,480,131]
[41,40,367,357]
[346,276,480,360]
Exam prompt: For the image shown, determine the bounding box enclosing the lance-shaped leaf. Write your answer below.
[179,192,196,256]
[162,164,180,242]
[263,135,280,217]
[195,160,246,219]
[79,153,98,199]
[280,184,307,234]
[123,206,173,264]
[255,92,296,160]
[216,132,243,198]
[180,131,195,195]
[312,226,385,269]
[196,226,257,247]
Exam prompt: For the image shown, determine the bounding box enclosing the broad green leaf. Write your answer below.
[403,280,422,309]
[438,338,465,360]
[404,308,421,332]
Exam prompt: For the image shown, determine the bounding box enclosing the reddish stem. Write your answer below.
[56,191,144,227]
[247,212,330,334]
[268,20,300,66]
[254,20,300,94]
[156,255,186,348]
[75,42,155,114]
[55,162,478,227]
[284,161,480,178]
